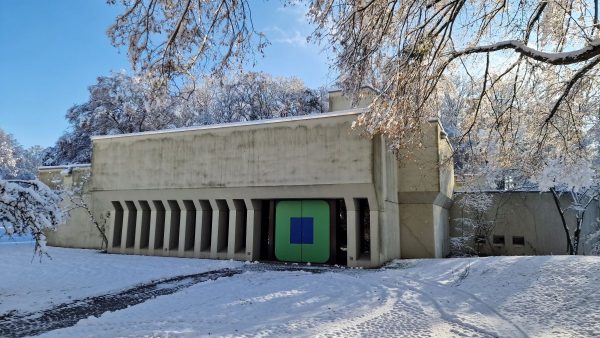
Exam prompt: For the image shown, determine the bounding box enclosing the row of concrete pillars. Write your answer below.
[107,197,381,267]
[108,199,258,260]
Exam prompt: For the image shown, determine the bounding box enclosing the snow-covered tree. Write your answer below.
[108,0,599,162]
[0,129,65,255]
[0,129,45,180]
[0,179,65,255]
[44,71,326,165]
[43,72,177,165]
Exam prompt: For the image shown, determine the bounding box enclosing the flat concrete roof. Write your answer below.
[91,109,366,141]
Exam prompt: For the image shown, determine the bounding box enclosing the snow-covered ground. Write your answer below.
[1,243,599,337]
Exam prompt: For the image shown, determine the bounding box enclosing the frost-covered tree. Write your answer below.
[445,74,599,255]
[0,129,45,180]
[44,71,326,165]
[43,72,177,165]
[108,0,599,161]
[0,180,65,255]
[0,129,65,255]
[536,159,599,255]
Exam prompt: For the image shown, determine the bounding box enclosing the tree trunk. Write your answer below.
[550,187,574,254]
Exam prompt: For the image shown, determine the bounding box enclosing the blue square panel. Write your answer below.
[302,217,314,244]
[290,217,303,244]
[290,217,314,244]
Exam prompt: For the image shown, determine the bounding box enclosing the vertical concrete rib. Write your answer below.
[132,200,144,255]
[191,200,202,258]
[245,199,262,261]
[344,197,359,267]
[369,197,381,267]
[120,201,131,254]
[226,199,237,259]
[177,200,187,257]
[147,200,158,256]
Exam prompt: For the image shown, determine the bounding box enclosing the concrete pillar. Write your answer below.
[344,197,360,267]
[132,200,144,255]
[147,200,159,256]
[226,199,237,259]
[245,199,262,261]
[120,201,137,254]
[369,208,381,267]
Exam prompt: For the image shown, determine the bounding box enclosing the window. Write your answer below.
[492,235,505,245]
[512,236,525,246]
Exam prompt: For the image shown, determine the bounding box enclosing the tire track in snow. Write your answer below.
[0,268,241,338]
[399,278,529,338]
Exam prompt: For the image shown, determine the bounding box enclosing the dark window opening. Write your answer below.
[167,200,181,250]
[259,200,275,260]
[152,200,165,249]
[124,201,137,248]
[111,201,124,248]
[512,236,525,246]
[493,235,505,245]
[233,199,247,254]
[199,200,212,253]
[356,198,371,259]
[183,200,196,251]
[335,199,348,265]
[216,199,229,253]
[139,201,151,249]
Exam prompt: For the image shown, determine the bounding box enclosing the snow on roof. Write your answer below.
[91,109,366,141]
[38,164,91,171]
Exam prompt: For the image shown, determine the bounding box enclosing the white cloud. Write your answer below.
[264,26,308,48]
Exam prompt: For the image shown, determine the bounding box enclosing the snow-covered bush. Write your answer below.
[450,192,495,257]
[1,128,65,255]
[0,179,65,255]
[587,220,600,255]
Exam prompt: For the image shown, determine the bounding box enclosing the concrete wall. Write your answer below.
[328,90,373,112]
[450,192,600,255]
[92,112,372,191]
[397,121,454,258]
[38,165,105,249]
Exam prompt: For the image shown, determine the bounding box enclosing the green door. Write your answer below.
[275,200,330,263]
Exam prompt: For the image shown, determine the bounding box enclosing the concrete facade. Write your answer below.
[38,165,103,249]
[40,110,454,267]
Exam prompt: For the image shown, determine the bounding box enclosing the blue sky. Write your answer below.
[0,1,332,148]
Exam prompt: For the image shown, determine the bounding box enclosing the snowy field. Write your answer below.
[1,243,599,337]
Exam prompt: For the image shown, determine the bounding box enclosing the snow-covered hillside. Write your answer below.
[1,243,598,337]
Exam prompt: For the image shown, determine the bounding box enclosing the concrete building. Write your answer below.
[450,192,600,256]
[39,102,454,267]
